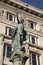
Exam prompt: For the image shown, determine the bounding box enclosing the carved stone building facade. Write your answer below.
[0,0,43,65]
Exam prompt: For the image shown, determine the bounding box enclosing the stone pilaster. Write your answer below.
[10,50,29,65]
[0,35,4,65]
[23,41,30,65]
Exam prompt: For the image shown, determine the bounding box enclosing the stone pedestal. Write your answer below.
[10,50,29,65]
[13,58,22,65]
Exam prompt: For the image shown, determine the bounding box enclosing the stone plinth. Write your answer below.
[13,58,22,65]
[10,50,29,65]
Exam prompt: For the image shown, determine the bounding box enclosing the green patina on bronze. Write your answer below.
[11,14,29,52]
[10,13,29,63]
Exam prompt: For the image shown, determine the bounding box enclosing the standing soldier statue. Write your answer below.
[11,14,24,52]
[10,13,29,65]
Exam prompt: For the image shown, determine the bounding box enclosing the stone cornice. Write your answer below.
[23,41,43,55]
[0,0,43,18]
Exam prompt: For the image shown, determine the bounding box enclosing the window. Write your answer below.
[30,53,40,65]
[25,34,38,45]
[29,20,36,30]
[32,36,35,44]
[7,46,11,58]
[6,12,15,22]
[32,54,37,65]
[29,35,38,44]
[5,27,13,36]
[0,9,4,17]
[30,23,33,29]
[9,14,12,21]
[3,44,11,58]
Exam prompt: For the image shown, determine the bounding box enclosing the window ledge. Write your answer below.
[23,41,43,55]
[25,27,43,37]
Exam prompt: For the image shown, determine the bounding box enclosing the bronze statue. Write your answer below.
[11,14,29,53]
[11,14,24,52]
[10,14,29,65]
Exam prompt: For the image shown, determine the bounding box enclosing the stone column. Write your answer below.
[0,35,4,65]
[10,50,29,65]
[13,58,22,65]
[10,51,24,65]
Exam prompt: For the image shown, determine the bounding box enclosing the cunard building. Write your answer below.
[0,0,43,65]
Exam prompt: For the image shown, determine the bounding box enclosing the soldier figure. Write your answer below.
[11,14,24,52]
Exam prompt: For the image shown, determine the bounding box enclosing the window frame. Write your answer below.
[29,20,36,30]
[29,35,38,45]
[3,43,11,58]
[30,53,40,65]
[5,26,13,36]
[6,12,15,22]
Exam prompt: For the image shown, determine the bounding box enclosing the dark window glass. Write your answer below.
[30,53,40,65]
[5,27,7,35]
[7,46,11,58]
[9,14,12,21]
[32,54,37,65]
[38,56,40,65]
[3,44,6,56]
[32,54,36,60]
[3,44,11,58]
[32,61,36,65]
[5,27,13,36]
[6,12,13,21]
[6,12,8,19]
[9,28,13,36]
[32,36,35,44]
[30,23,33,29]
